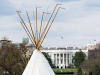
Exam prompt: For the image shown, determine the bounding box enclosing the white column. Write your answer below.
[63,53,65,68]
[66,53,68,66]
[71,53,72,64]
[59,53,61,68]
[69,53,72,64]
[56,53,57,66]
[70,53,72,64]
[69,53,71,64]
[52,53,54,65]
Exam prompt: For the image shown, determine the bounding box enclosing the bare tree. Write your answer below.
[19,43,28,67]
[0,38,24,75]
[80,52,100,75]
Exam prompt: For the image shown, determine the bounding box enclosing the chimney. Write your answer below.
[73,45,75,49]
[66,46,67,49]
[94,40,96,45]
[48,45,49,49]
[56,46,57,49]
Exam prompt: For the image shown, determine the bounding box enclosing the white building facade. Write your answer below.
[41,47,88,68]
[25,44,88,68]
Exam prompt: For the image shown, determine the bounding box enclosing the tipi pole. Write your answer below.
[26,11,37,44]
[20,22,35,46]
[36,7,38,48]
[17,13,36,45]
[37,4,58,47]
[41,6,49,38]
[37,8,60,49]
[17,4,62,50]
[39,12,45,40]
[33,11,36,43]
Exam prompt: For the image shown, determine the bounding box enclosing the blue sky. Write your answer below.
[0,0,100,48]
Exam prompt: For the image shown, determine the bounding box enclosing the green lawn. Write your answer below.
[56,74,73,75]
[53,68,77,73]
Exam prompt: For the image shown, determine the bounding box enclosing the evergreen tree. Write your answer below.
[42,52,53,66]
[77,67,83,75]
[72,50,86,68]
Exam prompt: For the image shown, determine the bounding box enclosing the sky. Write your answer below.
[0,0,100,48]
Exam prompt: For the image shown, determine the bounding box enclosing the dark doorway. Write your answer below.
[65,66,67,68]
[61,66,63,68]
[57,66,59,68]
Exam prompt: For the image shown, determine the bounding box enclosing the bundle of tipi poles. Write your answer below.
[17,4,62,50]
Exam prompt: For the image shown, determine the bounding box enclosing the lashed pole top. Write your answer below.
[17,4,62,50]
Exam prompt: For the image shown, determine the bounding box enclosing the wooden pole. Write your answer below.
[17,13,36,45]
[17,4,61,50]
[39,12,45,40]
[36,7,38,49]
[41,6,49,38]
[20,22,35,46]
[33,11,36,42]
[26,11,37,44]
[37,8,59,49]
[37,4,58,47]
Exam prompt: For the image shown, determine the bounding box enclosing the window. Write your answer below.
[72,54,74,57]
[57,54,59,57]
[64,60,66,64]
[68,54,69,58]
[68,59,69,65]
[57,59,59,64]
[50,54,51,58]
[61,54,63,57]
[64,54,66,58]
[61,60,63,64]
[54,60,56,64]
[54,54,56,58]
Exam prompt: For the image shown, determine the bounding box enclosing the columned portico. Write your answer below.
[52,53,74,68]
[41,49,88,69]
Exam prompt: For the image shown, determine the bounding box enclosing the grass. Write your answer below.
[56,74,73,75]
[53,68,77,73]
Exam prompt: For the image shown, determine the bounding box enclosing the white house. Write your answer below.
[24,43,88,68]
[41,47,88,68]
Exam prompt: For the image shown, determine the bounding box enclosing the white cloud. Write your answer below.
[1,0,100,48]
